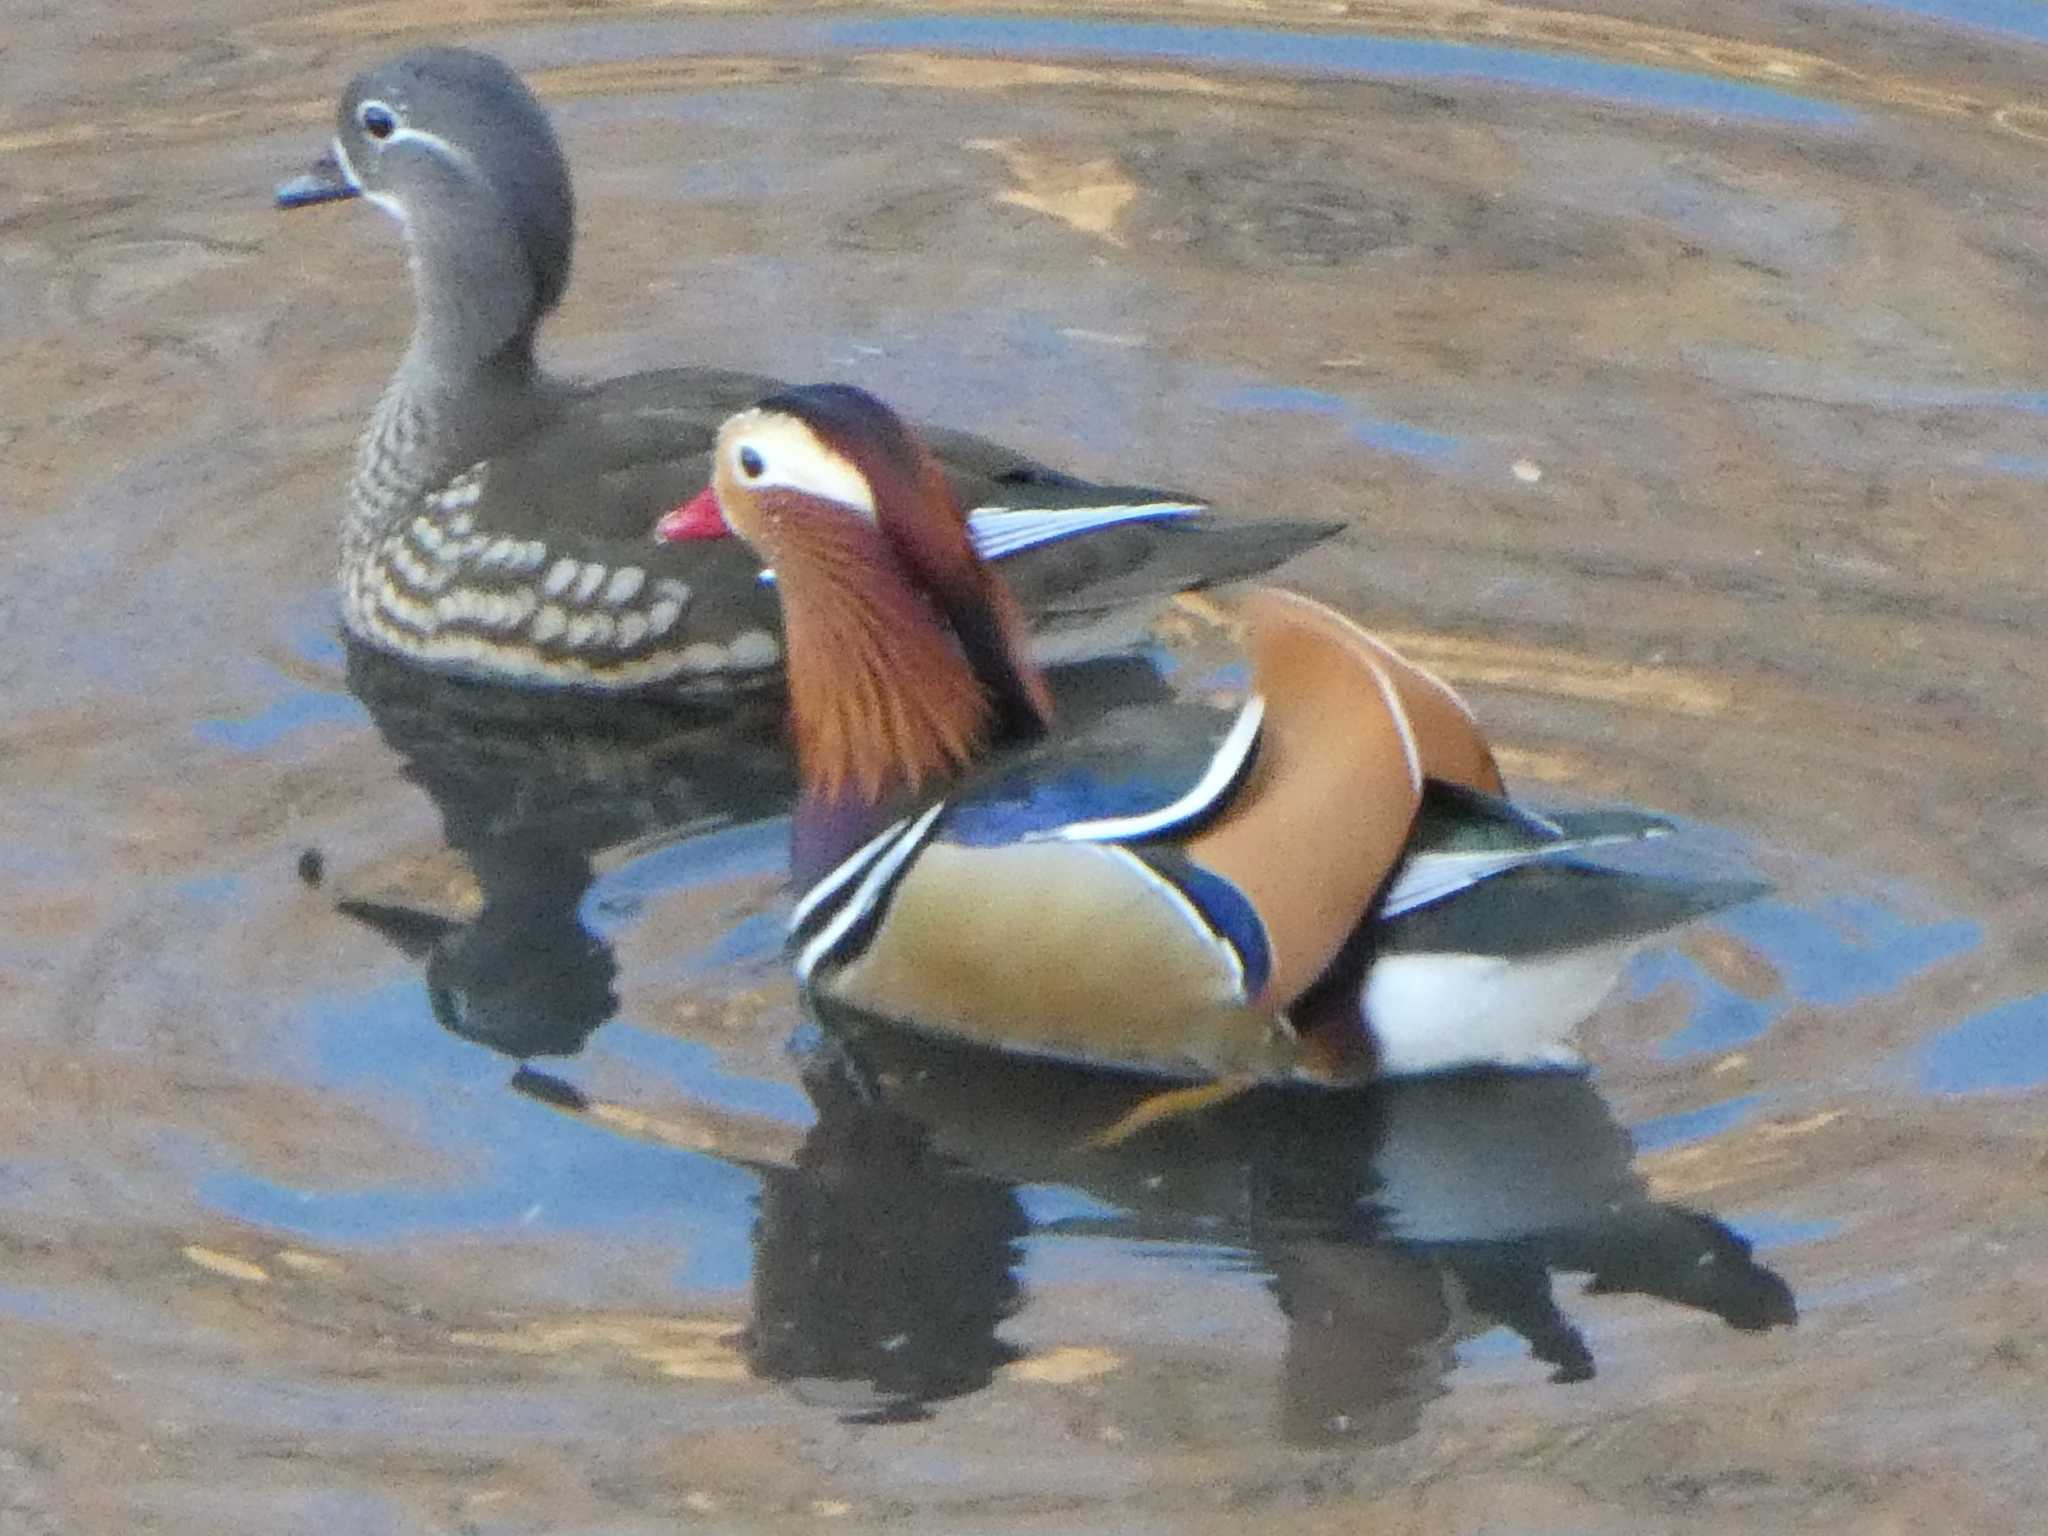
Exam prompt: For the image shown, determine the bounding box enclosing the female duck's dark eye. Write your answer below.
[738,446,765,480]
[358,101,398,141]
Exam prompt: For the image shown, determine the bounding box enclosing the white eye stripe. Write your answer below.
[736,450,875,513]
[725,416,875,516]
[382,125,477,175]
[345,101,479,184]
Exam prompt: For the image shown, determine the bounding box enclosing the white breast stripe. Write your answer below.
[789,814,913,936]
[967,503,1203,559]
[1044,695,1265,845]
[1097,844,1251,1001]
[794,802,948,984]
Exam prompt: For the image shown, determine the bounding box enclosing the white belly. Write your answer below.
[1362,942,1635,1076]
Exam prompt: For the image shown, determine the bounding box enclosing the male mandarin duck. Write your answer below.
[671,384,1767,1085]
[275,46,1337,693]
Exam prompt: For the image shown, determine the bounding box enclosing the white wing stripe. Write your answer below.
[1380,849,1551,919]
[1045,695,1266,844]
[967,503,1203,559]
[759,503,1205,585]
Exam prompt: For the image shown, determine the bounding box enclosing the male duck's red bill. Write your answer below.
[656,488,730,542]
[694,383,1766,1087]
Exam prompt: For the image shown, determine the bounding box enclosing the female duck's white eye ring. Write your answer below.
[359,100,398,141]
[738,445,765,480]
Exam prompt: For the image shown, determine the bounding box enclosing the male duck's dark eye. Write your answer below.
[358,101,398,141]
[738,446,765,480]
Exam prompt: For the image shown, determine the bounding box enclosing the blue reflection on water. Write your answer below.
[1847,0,2048,45]
[1636,896,1979,1057]
[1224,384,1466,463]
[827,16,1862,125]
[1733,1213,1842,1252]
[1719,897,1979,1007]
[289,615,349,671]
[670,910,788,975]
[1630,1094,1759,1152]
[586,817,789,932]
[1918,992,2048,1094]
[198,685,365,751]
[586,818,790,982]
[1017,1183,1127,1227]
[191,981,781,1290]
[1634,952,1781,1057]
[198,615,359,750]
[176,873,246,907]
[1455,1325,1528,1363]
[596,1022,813,1123]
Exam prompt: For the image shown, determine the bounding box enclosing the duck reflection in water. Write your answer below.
[334,636,1795,1438]
[335,639,1178,1057]
[332,640,794,1056]
[517,1014,1794,1442]
[328,463,1793,1440]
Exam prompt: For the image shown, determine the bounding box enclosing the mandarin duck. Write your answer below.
[276,46,1337,694]
[671,383,1766,1086]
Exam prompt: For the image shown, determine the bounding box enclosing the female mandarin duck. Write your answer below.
[275,47,1336,693]
[672,384,1766,1086]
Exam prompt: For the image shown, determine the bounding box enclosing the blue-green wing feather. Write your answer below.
[935,699,1259,848]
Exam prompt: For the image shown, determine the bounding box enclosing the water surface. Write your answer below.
[4,2,2047,1531]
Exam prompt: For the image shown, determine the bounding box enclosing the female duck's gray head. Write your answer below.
[279,47,574,371]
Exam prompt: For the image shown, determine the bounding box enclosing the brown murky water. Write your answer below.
[6,2,2048,1530]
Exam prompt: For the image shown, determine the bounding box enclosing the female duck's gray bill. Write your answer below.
[276,151,359,209]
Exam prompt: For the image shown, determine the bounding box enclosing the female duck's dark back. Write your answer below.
[276,47,1340,694]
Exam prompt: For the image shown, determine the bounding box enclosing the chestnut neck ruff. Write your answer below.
[768,496,1048,881]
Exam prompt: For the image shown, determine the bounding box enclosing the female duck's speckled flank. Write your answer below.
[674,384,1766,1085]
[276,47,1338,694]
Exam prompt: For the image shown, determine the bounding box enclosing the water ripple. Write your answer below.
[827,16,1864,125]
